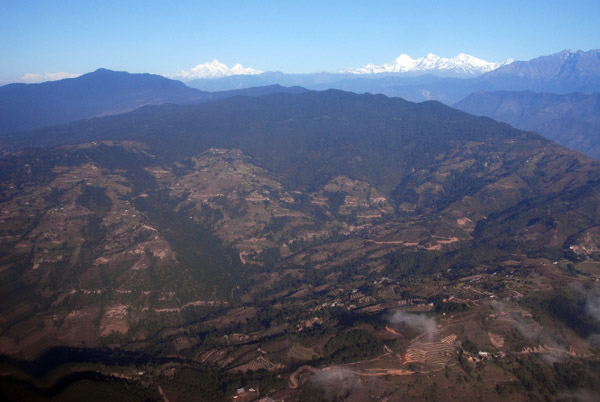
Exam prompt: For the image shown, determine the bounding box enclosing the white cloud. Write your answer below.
[309,366,361,399]
[20,72,81,84]
[168,59,262,80]
[387,310,438,340]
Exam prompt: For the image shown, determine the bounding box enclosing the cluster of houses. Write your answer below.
[468,350,506,364]
[231,387,287,401]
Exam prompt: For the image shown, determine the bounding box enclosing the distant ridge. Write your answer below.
[455,90,600,159]
[0,69,207,134]
[0,70,308,135]
[479,49,600,92]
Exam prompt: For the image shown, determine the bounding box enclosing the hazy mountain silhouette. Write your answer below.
[455,90,600,159]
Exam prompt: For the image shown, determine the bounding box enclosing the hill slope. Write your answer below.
[455,91,600,159]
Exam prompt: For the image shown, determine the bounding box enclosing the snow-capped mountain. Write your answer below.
[343,53,513,77]
[169,60,262,80]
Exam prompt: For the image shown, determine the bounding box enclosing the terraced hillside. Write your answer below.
[1,90,600,401]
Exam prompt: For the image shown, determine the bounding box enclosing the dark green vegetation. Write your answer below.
[323,329,382,363]
[1,90,600,401]
[521,287,600,338]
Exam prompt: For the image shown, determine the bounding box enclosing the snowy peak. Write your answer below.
[343,53,513,77]
[169,60,262,80]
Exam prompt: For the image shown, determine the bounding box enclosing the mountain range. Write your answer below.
[2,49,600,401]
[0,69,305,136]
[186,49,600,103]
[3,48,599,165]
[169,53,509,81]
[342,53,511,77]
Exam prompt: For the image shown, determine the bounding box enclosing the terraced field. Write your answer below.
[404,333,458,368]
[288,343,319,361]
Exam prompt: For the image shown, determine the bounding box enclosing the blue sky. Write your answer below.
[1,0,599,82]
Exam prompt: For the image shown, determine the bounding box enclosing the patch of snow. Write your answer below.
[168,60,262,80]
